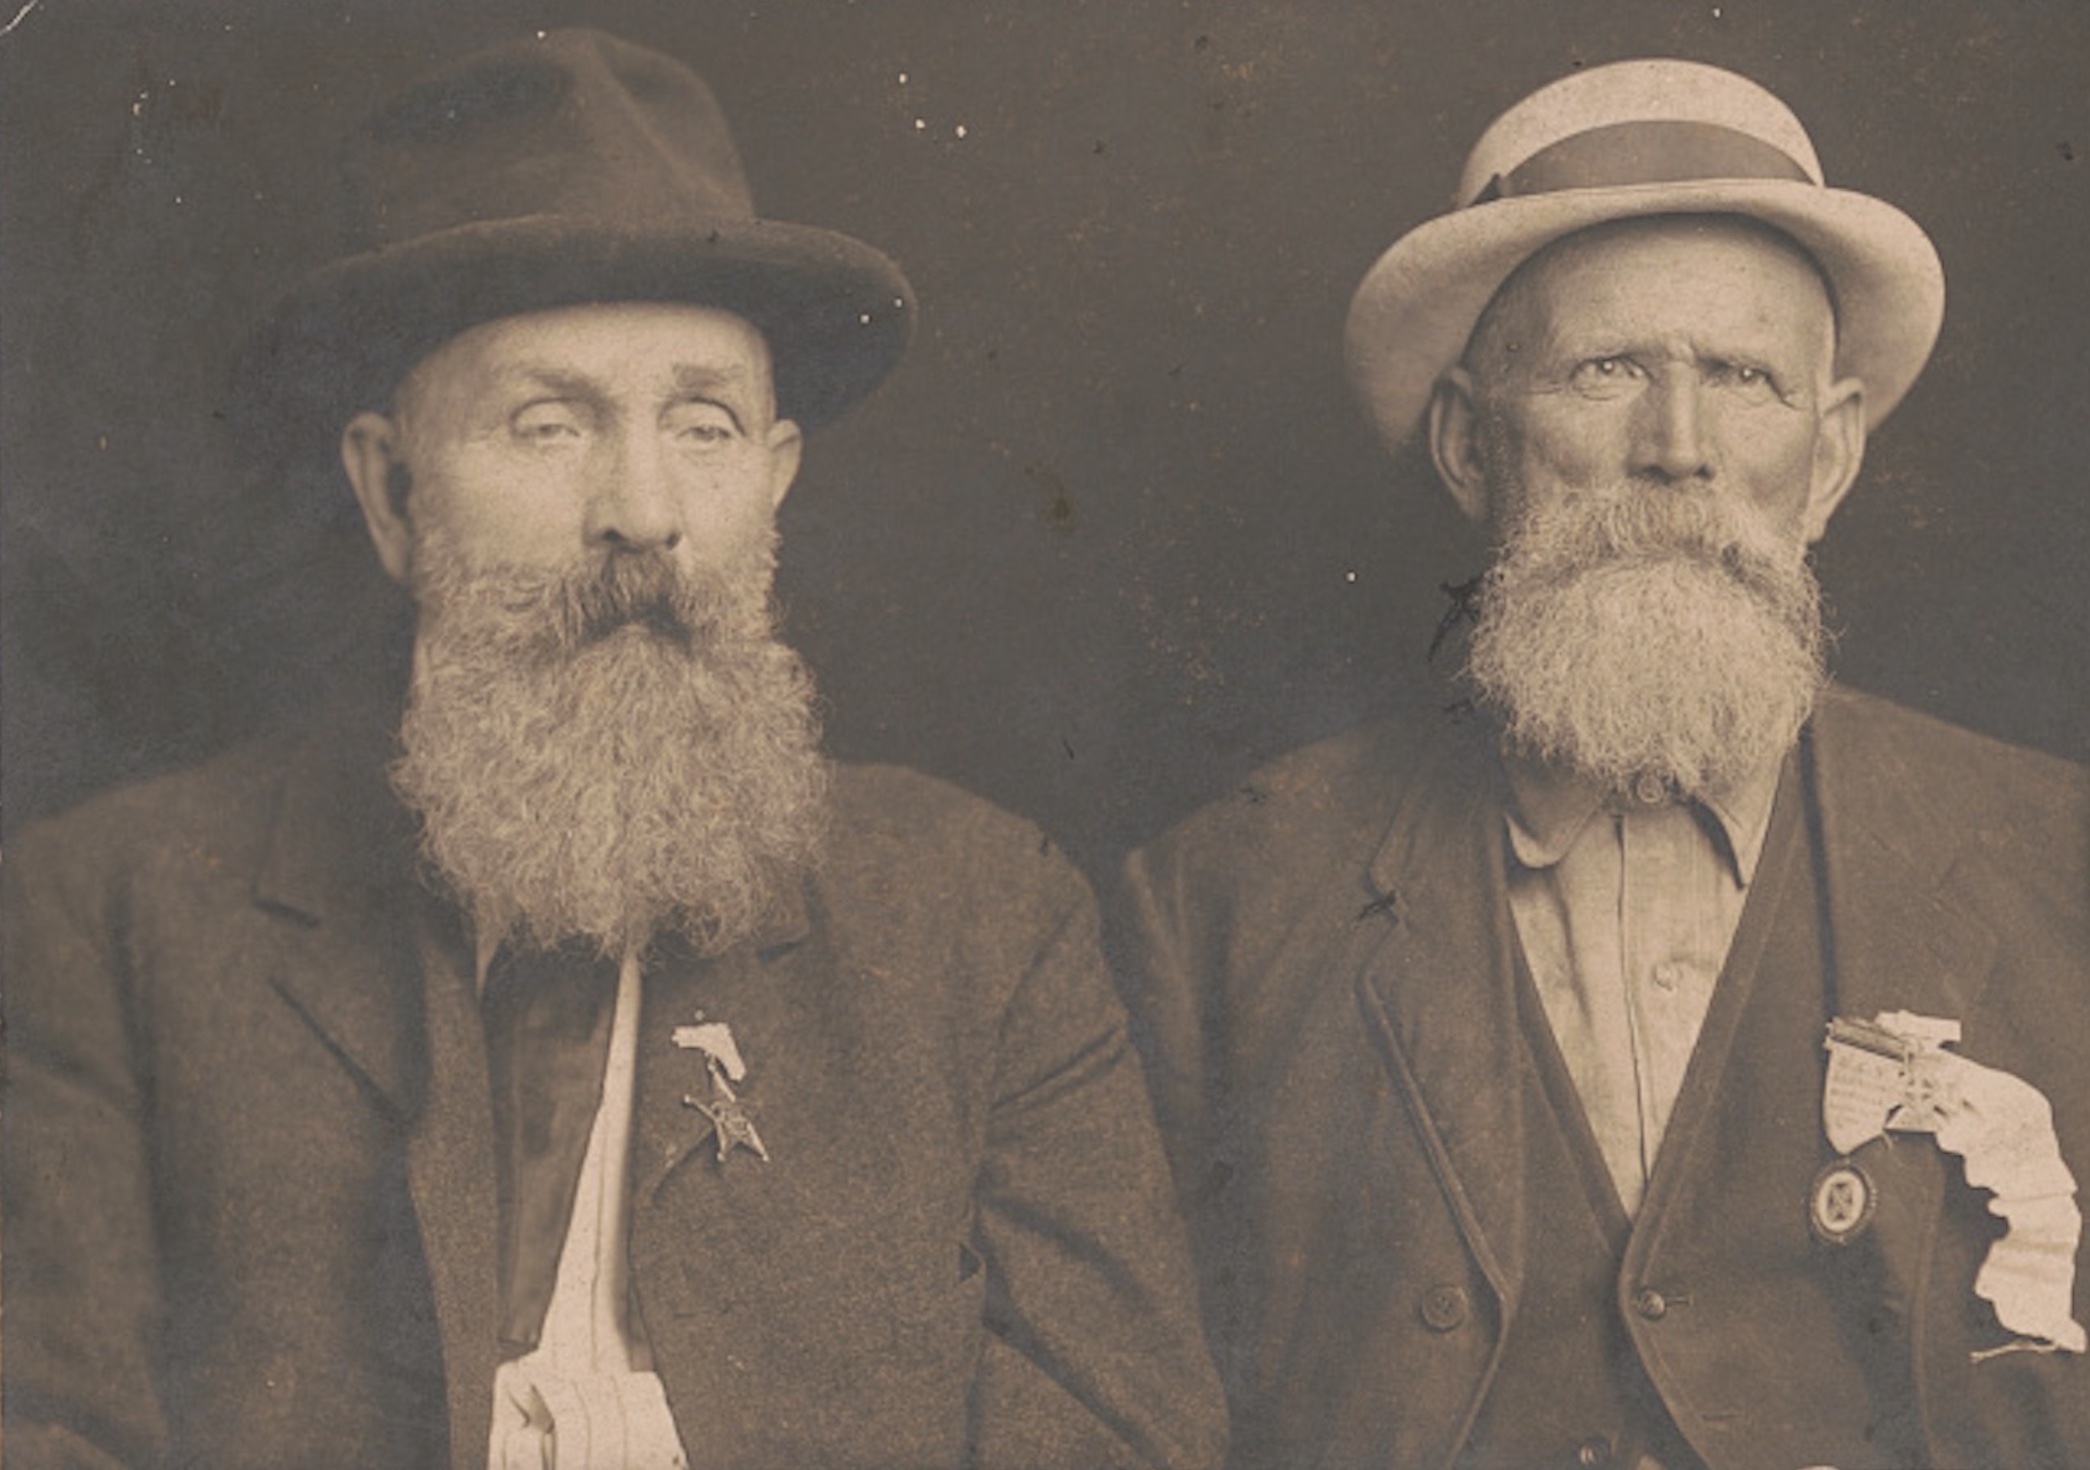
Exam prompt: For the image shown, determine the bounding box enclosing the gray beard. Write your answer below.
[391,529,829,957]
[1465,484,1828,803]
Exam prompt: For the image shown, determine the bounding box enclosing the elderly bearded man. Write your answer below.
[3,31,1224,1470]
[1118,60,2089,1470]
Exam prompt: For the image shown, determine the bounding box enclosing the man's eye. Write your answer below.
[1712,363,1778,398]
[512,405,584,442]
[1569,356,1641,393]
[667,404,740,447]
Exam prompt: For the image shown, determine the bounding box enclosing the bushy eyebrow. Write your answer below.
[666,362,753,397]
[492,365,603,403]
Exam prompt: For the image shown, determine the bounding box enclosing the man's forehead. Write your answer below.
[1535,214,1827,285]
[1470,214,1838,362]
[394,301,777,409]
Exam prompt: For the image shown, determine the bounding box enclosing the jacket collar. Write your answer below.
[251,718,416,923]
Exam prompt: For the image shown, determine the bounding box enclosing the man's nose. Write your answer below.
[584,431,685,552]
[1631,369,1714,484]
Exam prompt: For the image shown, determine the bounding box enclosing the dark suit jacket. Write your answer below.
[4,724,1226,1470]
[1117,686,2090,1470]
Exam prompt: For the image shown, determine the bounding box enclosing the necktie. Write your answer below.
[481,938,620,1355]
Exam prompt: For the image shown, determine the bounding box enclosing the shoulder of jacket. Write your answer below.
[10,729,311,875]
[828,761,1047,846]
[822,761,1087,902]
[1814,685,2087,814]
[1135,711,1448,875]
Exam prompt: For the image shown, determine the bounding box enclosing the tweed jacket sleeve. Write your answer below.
[5,792,177,1470]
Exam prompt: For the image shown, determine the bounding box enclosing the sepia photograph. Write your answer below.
[4,3,2086,1467]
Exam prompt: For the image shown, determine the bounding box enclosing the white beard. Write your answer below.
[1466,483,1827,802]
[391,528,829,957]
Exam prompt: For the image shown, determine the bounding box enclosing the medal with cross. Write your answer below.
[672,1015,771,1163]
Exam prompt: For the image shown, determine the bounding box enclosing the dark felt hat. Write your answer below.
[233,28,914,460]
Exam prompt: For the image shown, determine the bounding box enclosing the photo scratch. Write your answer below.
[0,0,41,40]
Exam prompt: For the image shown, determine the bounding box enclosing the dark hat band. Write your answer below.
[1468,119,1814,207]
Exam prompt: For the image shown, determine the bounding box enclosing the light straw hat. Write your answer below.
[1344,59,1943,453]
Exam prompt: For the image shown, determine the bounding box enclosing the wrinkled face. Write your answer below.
[1430,217,1872,800]
[1440,215,1864,549]
[344,302,802,589]
[336,302,824,955]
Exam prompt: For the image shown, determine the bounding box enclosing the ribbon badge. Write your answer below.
[1822,1011,2085,1356]
[1808,1160,1878,1246]
[673,1016,771,1163]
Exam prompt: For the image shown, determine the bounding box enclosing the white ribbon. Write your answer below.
[1822,1010,2085,1354]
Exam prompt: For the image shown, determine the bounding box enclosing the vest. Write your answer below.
[1459,745,1929,1470]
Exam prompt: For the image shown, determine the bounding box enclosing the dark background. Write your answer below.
[5,0,2086,883]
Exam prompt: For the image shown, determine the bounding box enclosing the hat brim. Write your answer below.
[1343,178,1944,453]
[232,213,915,464]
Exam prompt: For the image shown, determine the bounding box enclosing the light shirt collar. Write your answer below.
[1502,749,1784,887]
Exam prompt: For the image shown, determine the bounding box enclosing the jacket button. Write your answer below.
[1418,1283,1469,1332]
[1576,1434,1615,1467]
[1632,1287,1668,1320]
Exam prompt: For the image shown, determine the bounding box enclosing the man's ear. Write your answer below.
[1426,368,1493,526]
[1800,376,1867,545]
[341,412,415,586]
[764,418,804,512]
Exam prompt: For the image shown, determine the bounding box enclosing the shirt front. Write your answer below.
[484,945,690,1470]
[1502,756,1781,1217]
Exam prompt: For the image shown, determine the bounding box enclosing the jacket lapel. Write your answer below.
[253,730,429,1115]
[1798,693,2006,1355]
[249,729,500,1470]
[406,909,501,1470]
[630,889,813,1206]
[1352,719,1531,1318]
[1808,688,2000,1027]
[626,893,828,1468]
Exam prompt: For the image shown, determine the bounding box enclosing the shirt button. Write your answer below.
[1632,1286,1668,1320]
[1576,1435,1616,1467]
[1652,961,1683,991]
[1631,772,1670,806]
[1418,1283,1469,1332]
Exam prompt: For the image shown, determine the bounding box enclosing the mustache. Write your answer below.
[412,539,772,667]
[562,551,699,648]
[1499,488,1800,600]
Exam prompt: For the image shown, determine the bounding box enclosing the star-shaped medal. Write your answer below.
[684,1079,772,1163]
[673,1015,771,1163]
